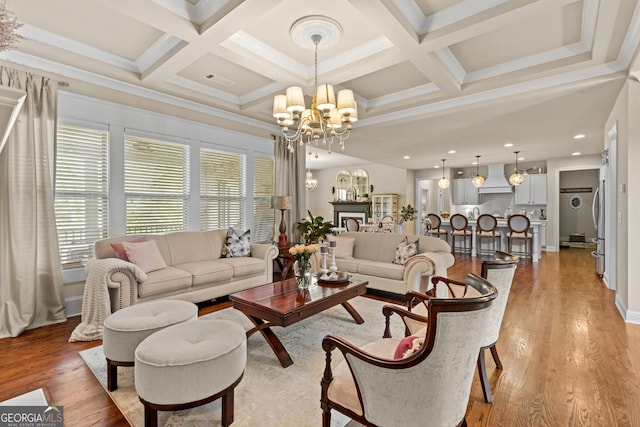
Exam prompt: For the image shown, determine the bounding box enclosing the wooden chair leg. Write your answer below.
[221,388,234,427]
[322,407,331,427]
[477,349,493,403]
[490,344,503,369]
[107,359,118,391]
[144,405,158,427]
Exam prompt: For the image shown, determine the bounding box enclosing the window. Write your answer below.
[200,147,245,231]
[54,124,109,268]
[253,156,275,242]
[124,135,189,234]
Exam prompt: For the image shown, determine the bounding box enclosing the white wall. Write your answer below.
[558,169,599,241]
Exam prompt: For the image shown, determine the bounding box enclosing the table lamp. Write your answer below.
[271,195,292,248]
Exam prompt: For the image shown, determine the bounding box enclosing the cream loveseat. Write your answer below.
[92,230,278,311]
[318,232,455,297]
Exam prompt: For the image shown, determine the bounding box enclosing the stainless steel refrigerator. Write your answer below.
[591,164,605,277]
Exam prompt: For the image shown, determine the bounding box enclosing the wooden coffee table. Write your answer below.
[230,278,368,367]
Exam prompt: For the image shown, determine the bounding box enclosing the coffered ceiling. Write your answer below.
[2,0,639,170]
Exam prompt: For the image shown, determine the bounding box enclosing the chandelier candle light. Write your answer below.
[273,16,357,154]
[472,155,484,188]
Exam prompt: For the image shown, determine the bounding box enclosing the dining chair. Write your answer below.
[345,218,360,232]
[426,213,448,241]
[507,214,533,260]
[476,214,502,256]
[449,213,472,255]
[320,273,497,427]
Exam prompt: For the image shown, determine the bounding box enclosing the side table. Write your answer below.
[274,245,294,280]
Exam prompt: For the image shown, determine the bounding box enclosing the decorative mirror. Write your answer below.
[351,168,369,198]
[335,170,352,201]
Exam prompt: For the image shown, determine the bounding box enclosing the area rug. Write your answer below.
[0,388,48,406]
[80,295,406,426]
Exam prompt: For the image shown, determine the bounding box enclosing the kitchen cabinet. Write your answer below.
[371,194,398,223]
[453,178,479,205]
[515,174,547,205]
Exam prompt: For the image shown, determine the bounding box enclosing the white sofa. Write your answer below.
[91,230,278,311]
[318,232,455,296]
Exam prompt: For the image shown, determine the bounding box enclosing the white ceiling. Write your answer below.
[3,0,639,170]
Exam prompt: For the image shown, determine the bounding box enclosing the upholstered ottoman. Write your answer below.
[102,300,198,391]
[134,319,247,427]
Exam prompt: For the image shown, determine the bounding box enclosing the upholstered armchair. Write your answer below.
[397,251,519,403]
[320,273,497,427]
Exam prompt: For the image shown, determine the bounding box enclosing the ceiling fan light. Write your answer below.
[285,86,305,113]
[316,83,335,112]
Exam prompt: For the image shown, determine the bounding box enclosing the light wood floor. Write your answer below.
[1,248,638,426]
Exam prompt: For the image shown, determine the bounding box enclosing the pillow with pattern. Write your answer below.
[221,228,251,258]
[392,236,419,265]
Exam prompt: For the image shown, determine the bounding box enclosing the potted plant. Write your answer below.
[296,210,334,243]
[400,204,416,234]
[365,204,374,223]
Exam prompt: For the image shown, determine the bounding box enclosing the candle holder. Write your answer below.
[320,245,329,276]
[329,246,338,273]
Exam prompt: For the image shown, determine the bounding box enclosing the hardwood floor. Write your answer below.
[1,248,638,426]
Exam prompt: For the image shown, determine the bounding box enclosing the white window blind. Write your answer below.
[54,124,109,268]
[253,155,275,242]
[124,135,189,234]
[200,148,246,231]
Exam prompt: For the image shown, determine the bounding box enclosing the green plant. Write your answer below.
[365,203,373,218]
[400,204,416,223]
[296,210,334,243]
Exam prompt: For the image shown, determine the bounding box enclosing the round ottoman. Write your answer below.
[134,319,246,427]
[102,300,198,391]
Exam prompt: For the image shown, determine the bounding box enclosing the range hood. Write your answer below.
[478,164,513,194]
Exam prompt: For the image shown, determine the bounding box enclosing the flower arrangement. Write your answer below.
[289,244,318,264]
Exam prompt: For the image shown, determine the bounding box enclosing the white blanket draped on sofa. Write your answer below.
[69,259,146,342]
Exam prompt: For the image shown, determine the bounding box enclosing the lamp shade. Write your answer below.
[316,83,336,112]
[285,86,305,113]
[273,95,290,120]
[337,89,356,115]
[271,195,292,210]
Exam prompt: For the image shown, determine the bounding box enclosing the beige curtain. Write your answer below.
[0,67,66,338]
[274,135,306,243]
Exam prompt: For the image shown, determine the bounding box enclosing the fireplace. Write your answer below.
[338,212,366,228]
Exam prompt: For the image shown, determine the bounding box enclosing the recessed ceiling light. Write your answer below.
[518,157,525,161]
[472,161,478,165]
[504,143,513,147]
[434,165,440,168]
[448,150,456,154]
[573,134,586,139]
[403,155,411,159]
[572,152,581,156]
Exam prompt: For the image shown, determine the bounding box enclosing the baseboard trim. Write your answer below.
[65,296,83,318]
[614,293,639,324]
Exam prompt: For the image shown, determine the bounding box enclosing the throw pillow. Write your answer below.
[221,228,251,258]
[111,236,148,261]
[122,239,167,273]
[392,236,419,265]
[393,327,427,359]
[327,235,355,259]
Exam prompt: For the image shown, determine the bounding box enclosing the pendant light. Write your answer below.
[509,151,524,186]
[471,155,484,188]
[438,159,449,189]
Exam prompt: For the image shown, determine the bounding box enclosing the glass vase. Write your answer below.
[294,259,313,290]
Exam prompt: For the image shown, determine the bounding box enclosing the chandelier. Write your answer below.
[438,159,449,189]
[471,155,484,188]
[509,151,524,186]
[273,16,357,154]
[0,2,22,52]
[305,168,318,190]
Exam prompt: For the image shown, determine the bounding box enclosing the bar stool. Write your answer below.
[449,213,473,255]
[476,214,502,256]
[426,213,448,241]
[507,214,533,261]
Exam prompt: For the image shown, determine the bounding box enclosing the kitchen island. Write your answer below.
[440,218,547,262]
